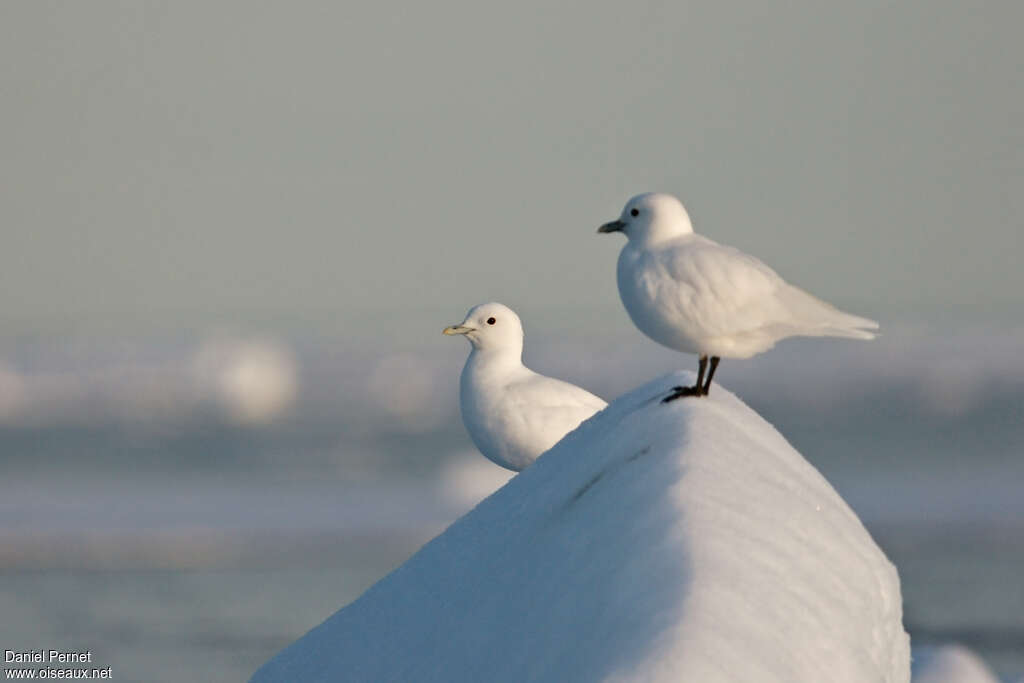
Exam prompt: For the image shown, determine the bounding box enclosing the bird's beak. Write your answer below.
[443,324,474,336]
[598,219,625,234]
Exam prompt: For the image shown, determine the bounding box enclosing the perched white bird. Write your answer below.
[444,302,607,471]
[599,192,878,401]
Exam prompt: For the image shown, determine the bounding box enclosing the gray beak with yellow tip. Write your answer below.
[598,220,626,234]
[443,324,474,336]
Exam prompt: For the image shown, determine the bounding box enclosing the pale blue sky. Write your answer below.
[2,1,1021,337]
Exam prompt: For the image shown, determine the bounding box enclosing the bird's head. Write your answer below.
[598,192,694,246]
[443,302,524,354]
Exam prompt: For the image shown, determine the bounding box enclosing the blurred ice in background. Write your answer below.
[1,1,1022,681]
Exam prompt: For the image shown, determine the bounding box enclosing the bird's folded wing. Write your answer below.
[509,377,606,424]
[651,238,788,337]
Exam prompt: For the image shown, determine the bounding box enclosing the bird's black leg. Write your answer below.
[702,357,720,395]
[663,356,707,403]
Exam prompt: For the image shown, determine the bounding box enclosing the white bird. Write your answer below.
[443,302,607,471]
[598,192,878,401]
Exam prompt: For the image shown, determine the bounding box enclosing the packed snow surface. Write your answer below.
[252,373,909,683]
[912,644,1002,683]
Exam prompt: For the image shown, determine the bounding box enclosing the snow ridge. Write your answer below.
[252,372,910,683]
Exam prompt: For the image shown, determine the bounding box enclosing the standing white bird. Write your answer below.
[443,302,607,471]
[598,192,878,401]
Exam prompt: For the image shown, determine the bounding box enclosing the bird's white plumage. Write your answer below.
[604,193,879,359]
[445,303,607,471]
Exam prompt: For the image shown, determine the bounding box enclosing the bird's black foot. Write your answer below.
[662,385,704,403]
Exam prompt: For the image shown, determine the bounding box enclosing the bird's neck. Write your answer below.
[465,347,526,379]
[634,222,694,249]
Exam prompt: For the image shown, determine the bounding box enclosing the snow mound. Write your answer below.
[912,644,1001,683]
[252,372,910,683]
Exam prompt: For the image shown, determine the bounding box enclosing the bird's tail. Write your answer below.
[777,284,879,340]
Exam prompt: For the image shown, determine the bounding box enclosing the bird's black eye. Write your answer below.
[486,317,496,325]
[630,208,639,217]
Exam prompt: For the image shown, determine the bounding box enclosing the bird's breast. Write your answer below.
[616,247,704,355]
[459,370,538,471]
